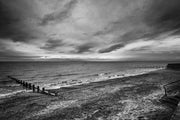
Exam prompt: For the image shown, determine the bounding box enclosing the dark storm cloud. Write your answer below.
[144,0,180,36]
[42,41,95,54]
[95,0,180,44]
[73,43,95,54]
[40,0,78,25]
[146,0,180,27]
[0,0,39,42]
[40,39,65,50]
[98,43,125,53]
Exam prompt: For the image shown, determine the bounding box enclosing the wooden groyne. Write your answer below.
[7,76,57,96]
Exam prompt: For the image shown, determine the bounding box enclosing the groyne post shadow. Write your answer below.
[7,76,57,97]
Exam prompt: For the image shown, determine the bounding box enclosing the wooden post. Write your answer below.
[18,79,20,83]
[22,81,25,86]
[37,86,40,93]
[33,85,35,92]
[25,82,28,88]
[16,79,19,83]
[42,87,45,92]
[29,83,32,89]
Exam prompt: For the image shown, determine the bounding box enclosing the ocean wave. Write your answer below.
[0,90,30,99]
[44,68,163,90]
[55,73,79,77]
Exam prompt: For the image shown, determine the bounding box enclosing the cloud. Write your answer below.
[40,0,78,25]
[115,36,180,60]
[128,46,152,52]
[0,39,42,61]
[0,0,42,43]
[98,43,125,53]
[93,0,180,45]
[40,38,96,54]
[145,0,180,29]
[0,53,41,61]
[73,43,95,54]
[0,0,180,61]
[40,39,65,50]
[140,0,180,39]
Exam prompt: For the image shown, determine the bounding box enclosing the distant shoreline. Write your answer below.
[0,60,178,63]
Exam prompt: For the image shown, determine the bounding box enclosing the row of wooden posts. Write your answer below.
[7,76,57,96]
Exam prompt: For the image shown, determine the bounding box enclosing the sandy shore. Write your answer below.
[1,69,180,120]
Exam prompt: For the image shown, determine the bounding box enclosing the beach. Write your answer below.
[1,0,180,119]
[1,68,180,120]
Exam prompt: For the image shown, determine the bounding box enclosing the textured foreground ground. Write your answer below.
[1,69,180,120]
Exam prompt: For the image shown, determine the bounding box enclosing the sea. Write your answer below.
[0,61,167,98]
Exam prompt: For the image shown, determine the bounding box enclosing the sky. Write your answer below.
[0,0,180,61]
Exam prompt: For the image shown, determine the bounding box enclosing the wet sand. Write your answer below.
[1,69,180,120]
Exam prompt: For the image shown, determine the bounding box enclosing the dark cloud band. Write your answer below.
[0,1,36,42]
[99,43,125,53]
